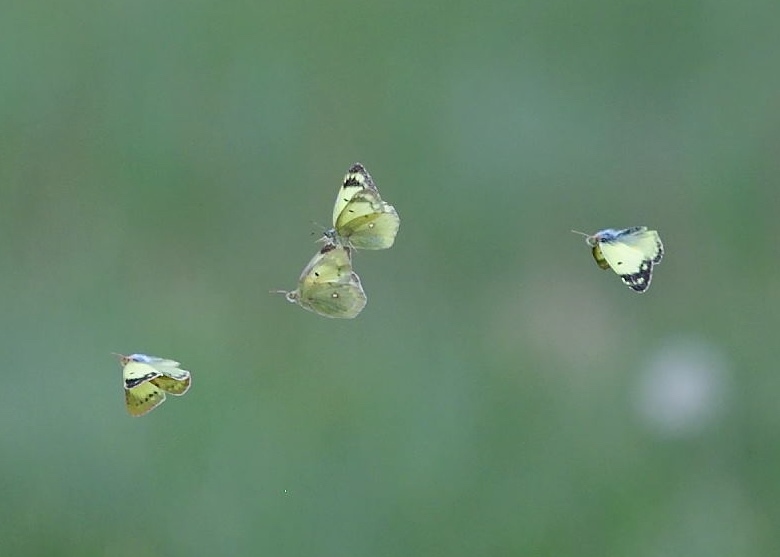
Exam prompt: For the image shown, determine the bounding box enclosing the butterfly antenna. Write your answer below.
[570,229,590,237]
[310,220,328,234]
[310,220,332,243]
[271,288,298,303]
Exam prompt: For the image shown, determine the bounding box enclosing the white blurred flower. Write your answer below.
[634,337,730,437]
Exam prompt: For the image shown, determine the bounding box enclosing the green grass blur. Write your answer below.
[1,1,779,555]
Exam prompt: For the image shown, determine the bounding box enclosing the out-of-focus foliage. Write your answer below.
[1,1,779,555]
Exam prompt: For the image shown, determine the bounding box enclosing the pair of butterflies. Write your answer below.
[275,163,400,318]
[117,353,192,416]
[575,226,664,292]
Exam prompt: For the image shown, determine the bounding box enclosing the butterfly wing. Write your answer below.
[590,244,612,270]
[331,163,375,225]
[147,359,190,382]
[598,227,663,292]
[118,353,192,415]
[293,243,367,318]
[150,374,191,396]
[125,381,166,417]
[297,277,366,318]
[330,163,400,250]
[122,360,161,390]
[144,357,181,368]
[619,227,664,264]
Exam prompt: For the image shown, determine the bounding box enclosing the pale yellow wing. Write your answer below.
[296,273,367,318]
[614,228,663,264]
[117,353,192,415]
[118,354,189,385]
[150,374,191,396]
[125,381,166,417]
[332,163,375,225]
[330,163,399,250]
[284,243,367,318]
[598,228,663,292]
[334,190,400,250]
[149,361,190,382]
[591,244,611,270]
[298,243,354,286]
[121,360,161,390]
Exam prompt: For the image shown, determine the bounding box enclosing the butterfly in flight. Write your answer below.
[272,242,367,318]
[573,227,663,292]
[322,163,400,250]
[115,353,192,416]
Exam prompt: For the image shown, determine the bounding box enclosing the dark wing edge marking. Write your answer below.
[124,372,159,390]
[343,163,376,191]
[652,237,664,264]
[619,260,654,293]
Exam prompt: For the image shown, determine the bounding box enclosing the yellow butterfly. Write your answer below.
[273,242,367,318]
[573,227,664,292]
[115,353,192,417]
[322,163,400,250]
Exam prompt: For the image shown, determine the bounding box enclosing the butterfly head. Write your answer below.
[270,289,299,304]
[571,229,598,247]
[572,228,622,246]
[308,220,331,243]
[319,228,338,244]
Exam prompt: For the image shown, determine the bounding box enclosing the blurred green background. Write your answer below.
[2,0,779,555]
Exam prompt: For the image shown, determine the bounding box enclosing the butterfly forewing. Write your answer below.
[604,228,663,292]
[618,263,654,292]
[622,228,663,264]
[146,358,181,369]
[332,163,375,225]
[122,361,161,390]
[299,243,352,285]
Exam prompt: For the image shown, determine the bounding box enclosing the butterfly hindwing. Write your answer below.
[150,374,191,396]
[297,274,366,318]
[125,381,167,417]
[333,189,400,249]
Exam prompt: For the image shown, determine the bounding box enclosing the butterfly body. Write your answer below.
[116,353,192,416]
[579,227,663,292]
[324,163,400,250]
[277,242,367,319]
